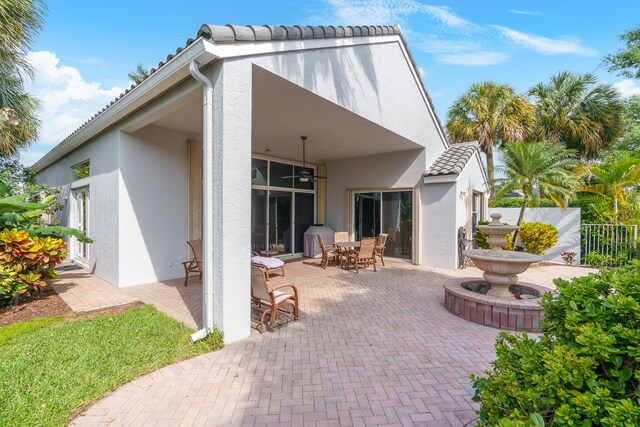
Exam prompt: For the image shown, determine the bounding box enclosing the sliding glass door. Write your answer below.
[251,157,316,257]
[354,190,413,260]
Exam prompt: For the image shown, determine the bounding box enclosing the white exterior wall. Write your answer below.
[421,182,457,268]
[325,149,426,232]
[118,125,198,286]
[488,207,582,264]
[35,130,121,284]
[248,41,446,164]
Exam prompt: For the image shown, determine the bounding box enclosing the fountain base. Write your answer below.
[443,277,549,332]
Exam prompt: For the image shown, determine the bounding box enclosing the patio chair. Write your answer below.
[375,233,389,266]
[347,237,377,273]
[251,264,299,332]
[182,239,202,286]
[333,231,350,267]
[317,234,339,269]
[252,251,286,277]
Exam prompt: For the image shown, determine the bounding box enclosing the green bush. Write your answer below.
[0,264,24,304]
[472,261,640,426]
[489,197,557,208]
[584,251,615,267]
[518,222,558,255]
[475,221,513,250]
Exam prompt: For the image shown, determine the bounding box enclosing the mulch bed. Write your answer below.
[0,288,72,327]
[0,289,144,328]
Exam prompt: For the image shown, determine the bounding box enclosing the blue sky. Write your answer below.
[21,0,640,165]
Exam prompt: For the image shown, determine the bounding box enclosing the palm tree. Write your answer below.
[128,64,149,84]
[576,154,640,222]
[497,142,578,248]
[0,0,46,156]
[528,71,624,159]
[447,82,534,199]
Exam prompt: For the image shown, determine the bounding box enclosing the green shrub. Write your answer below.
[472,261,640,426]
[0,264,24,304]
[584,251,615,267]
[518,222,558,255]
[0,228,67,305]
[489,197,556,208]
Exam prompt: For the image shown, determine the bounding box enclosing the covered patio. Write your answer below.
[69,260,594,426]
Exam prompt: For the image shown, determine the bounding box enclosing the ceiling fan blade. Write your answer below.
[281,175,299,179]
[312,175,327,179]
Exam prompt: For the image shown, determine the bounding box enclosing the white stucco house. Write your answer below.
[34,24,487,343]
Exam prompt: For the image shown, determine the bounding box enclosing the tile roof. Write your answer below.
[424,142,479,177]
[197,24,401,42]
[39,25,405,168]
[36,23,448,169]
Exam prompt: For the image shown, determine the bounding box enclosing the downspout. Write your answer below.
[189,60,215,343]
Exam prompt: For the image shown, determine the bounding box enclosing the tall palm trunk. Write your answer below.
[486,143,496,199]
[512,193,529,249]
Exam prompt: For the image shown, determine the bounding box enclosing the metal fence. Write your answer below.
[581,223,638,266]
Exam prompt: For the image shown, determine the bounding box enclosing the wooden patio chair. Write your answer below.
[347,237,377,273]
[375,233,389,266]
[333,231,350,267]
[182,239,202,286]
[251,251,286,277]
[317,234,339,269]
[251,265,299,332]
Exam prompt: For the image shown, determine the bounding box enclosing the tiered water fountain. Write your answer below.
[444,214,548,332]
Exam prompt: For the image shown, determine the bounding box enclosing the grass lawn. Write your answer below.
[0,305,223,427]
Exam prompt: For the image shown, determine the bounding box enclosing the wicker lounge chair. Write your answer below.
[182,239,202,286]
[317,234,339,269]
[251,265,299,332]
[347,237,377,273]
[375,233,389,266]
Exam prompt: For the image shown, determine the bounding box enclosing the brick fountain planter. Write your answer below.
[444,213,549,332]
[443,278,550,332]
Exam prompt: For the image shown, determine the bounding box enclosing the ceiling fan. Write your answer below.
[282,136,326,183]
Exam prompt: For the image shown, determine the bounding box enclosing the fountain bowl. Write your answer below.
[463,249,542,298]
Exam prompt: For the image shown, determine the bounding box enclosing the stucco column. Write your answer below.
[210,59,252,343]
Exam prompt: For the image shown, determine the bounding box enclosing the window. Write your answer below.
[472,191,484,235]
[72,161,90,180]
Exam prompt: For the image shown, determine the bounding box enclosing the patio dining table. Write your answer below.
[334,241,360,249]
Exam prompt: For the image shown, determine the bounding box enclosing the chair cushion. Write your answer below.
[251,256,284,269]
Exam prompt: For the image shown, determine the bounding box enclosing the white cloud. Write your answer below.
[613,79,640,97]
[20,51,125,164]
[417,66,427,77]
[418,36,479,54]
[508,9,541,16]
[323,0,473,28]
[494,26,597,56]
[438,51,509,66]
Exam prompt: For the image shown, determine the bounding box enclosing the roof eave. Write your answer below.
[33,38,219,172]
[422,173,458,184]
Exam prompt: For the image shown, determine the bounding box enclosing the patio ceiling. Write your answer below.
[150,66,422,164]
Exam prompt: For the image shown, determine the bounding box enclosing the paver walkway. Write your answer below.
[52,264,138,311]
[70,261,595,426]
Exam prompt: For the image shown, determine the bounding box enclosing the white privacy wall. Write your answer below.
[488,207,582,264]
[35,129,121,285]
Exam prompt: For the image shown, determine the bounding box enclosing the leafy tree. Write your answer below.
[0,0,46,156]
[128,63,149,84]
[576,154,640,222]
[497,142,578,247]
[447,82,534,199]
[529,72,624,159]
[603,24,640,79]
[615,95,640,153]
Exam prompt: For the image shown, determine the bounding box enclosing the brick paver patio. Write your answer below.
[70,260,594,426]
